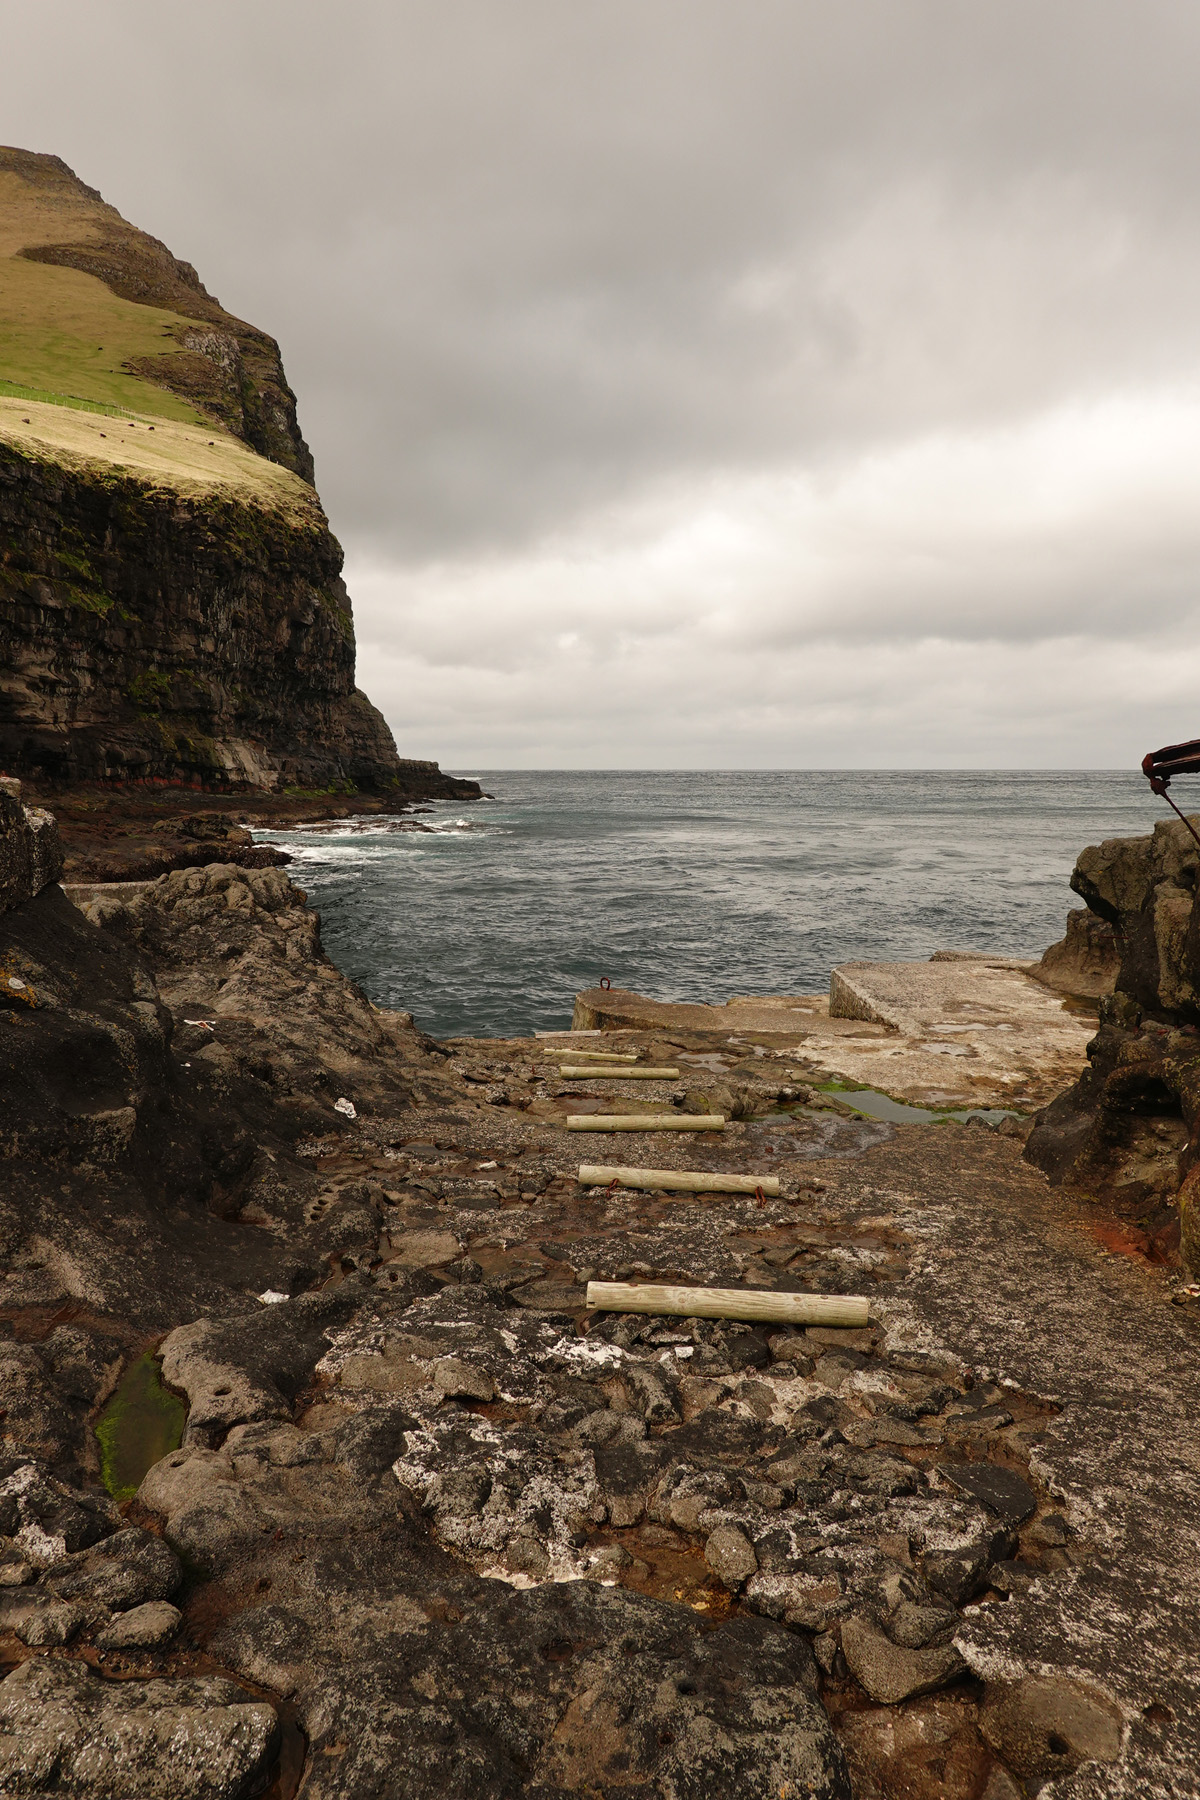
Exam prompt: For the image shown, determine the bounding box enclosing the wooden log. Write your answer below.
[586,1281,870,1327]
[557,1067,679,1079]
[578,1164,780,1196]
[566,1114,725,1132]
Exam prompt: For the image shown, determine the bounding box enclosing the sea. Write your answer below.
[251,770,1160,1041]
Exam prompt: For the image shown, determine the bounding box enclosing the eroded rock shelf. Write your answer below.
[0,784,1197,1799]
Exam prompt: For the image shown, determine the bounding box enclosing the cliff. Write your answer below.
[0,147,469,800]
[0,428,405,790]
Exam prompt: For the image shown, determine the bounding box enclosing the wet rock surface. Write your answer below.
[572,971,1095,1115]
[2,842,1198,1796]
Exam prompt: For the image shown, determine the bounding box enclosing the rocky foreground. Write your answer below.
[1,792,1198,1800]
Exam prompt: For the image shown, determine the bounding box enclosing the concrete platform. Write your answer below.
[575,986,896,1037]
[830,953,1038,1032]
[62,879,153,909]
[574,956,1096,1111]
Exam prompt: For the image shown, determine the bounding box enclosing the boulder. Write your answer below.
[49,1527,182,1609]
[1031,907,1119,1000]
[840,1614,965,1705]
[0,1657,277,1799]
[940,1464,1036,1529]
[14,1599,86,1646]
[980,1676,1124,1784]
[0,787,64,915]
[705,1524,759,1590]
[96,1599,182,1648]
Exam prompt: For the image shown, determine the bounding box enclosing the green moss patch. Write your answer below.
[128,670,172,710]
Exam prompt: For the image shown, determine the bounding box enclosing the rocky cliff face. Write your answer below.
[0,439,406,789]
[0,149,469,800]
[1024,815,1200,1268]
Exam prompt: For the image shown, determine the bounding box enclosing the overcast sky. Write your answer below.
[4,1,1200,768]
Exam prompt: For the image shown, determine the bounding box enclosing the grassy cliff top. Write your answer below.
[0,163,208,424]
[0,148,316,491]
[0,394,321,521]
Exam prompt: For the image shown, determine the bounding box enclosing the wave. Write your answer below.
[283,814,485,839]
[282,844,408,866]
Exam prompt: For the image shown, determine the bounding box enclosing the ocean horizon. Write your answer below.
[253,768,1165,1039]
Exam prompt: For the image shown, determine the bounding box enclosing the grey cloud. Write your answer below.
[3,1,1200,762]
[6,0,1200,556]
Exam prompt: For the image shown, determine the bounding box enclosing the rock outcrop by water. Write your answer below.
[1025,816,1200,1267]
[1029,907,1120,1001]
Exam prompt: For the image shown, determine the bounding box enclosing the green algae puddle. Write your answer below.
[817,1080,1022,1126]
[95,1353,186,1504]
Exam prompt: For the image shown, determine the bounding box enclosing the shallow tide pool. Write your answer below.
[95,1352,186,1503]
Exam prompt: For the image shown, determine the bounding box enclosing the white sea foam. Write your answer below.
[284,844,396,866]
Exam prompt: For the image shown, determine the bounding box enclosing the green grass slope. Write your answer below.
[0,147,315,479]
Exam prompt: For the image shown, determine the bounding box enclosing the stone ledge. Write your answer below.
[62,880,154,911]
